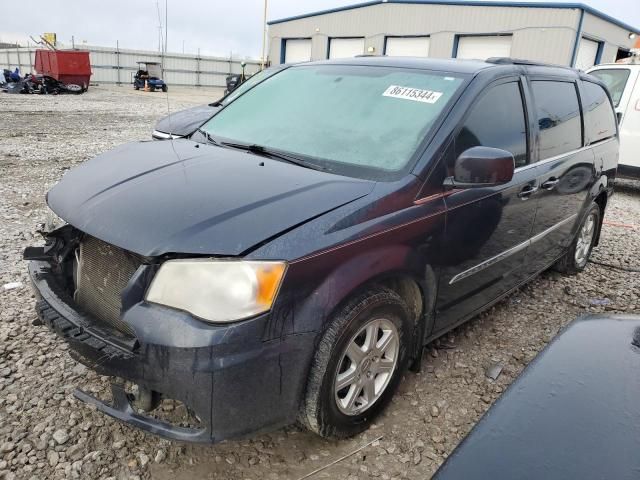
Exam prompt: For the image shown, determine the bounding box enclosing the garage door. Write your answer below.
[284,39,312,63]
[575,38,600,70]
[385,37,431,57]
[456,36,512,60]
[329,38,365,59]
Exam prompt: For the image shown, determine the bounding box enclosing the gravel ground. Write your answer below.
[1,86,639,480]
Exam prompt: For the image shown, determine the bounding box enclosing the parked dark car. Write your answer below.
[433,313,640,480]
[151,65,285,140]
[26,57,618,443]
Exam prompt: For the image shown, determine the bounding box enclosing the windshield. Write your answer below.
[201,65,466,178]
[588,69,630,107]
[220,67,283,106]
[146,64,162,78]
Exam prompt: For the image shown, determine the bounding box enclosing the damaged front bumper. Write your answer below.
[28,259,315,443]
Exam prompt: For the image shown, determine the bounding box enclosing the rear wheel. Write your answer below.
[555,202,600,274]
[300,288,412,438]
[65,84,83,94]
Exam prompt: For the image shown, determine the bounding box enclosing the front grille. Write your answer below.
[75,236,141,336]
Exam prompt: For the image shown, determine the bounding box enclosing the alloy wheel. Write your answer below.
[575,212,596,266]
[334,318,399,416]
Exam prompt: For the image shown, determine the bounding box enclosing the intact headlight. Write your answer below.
[145,260,287,323]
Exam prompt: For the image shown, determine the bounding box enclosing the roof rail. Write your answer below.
[485,57,573,69]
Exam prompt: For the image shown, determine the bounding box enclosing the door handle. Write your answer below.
[518,185,538,199]
[541,178,560,190]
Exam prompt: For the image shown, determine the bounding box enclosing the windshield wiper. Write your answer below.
[220,142,326,171]
[196,128,223,146]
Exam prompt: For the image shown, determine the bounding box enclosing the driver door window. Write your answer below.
[453,81,529,169]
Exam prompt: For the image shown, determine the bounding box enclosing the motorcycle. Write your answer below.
[1,71,83,95]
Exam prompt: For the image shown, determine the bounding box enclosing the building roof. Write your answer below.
[267,0,640,34]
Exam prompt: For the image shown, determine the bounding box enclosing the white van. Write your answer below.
[587,63,640,178]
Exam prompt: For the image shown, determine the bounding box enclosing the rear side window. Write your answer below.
[588,69,630,107]
[581,81,617,143]
[455,81,528,168]
[531,81,582,160]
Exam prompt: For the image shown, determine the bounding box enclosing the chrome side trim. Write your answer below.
[530,214,577,244]
[513,138,616,173]
[449,240,529,285]
[449,213,578,285]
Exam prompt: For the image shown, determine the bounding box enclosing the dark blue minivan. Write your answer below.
[26,57,618,443]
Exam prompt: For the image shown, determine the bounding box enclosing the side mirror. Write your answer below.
[444,146,515,189]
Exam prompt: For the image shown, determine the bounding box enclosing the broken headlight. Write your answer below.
[145,260,287,323]
[38,205,66,234]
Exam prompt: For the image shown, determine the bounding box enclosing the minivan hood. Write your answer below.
[47,140,374,257]
[154,104,219,137]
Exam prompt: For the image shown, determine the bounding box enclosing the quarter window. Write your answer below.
[581,81,617,143]
[455,81,528,168]
[531,81,582,160]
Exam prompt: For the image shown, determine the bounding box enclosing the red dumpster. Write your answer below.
[34,50,92,91]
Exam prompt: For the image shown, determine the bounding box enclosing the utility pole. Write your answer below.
[261,0,268,69]
[156,1,165,73]
[165,0,168,54]
[116,40,121,86]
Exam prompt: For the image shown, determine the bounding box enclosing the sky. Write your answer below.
[1,0,639,59]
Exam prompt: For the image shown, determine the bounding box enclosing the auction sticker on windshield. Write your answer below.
[383,85,443,104]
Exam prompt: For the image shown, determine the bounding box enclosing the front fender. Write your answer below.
[275,225,442,337]
[256,194,446,342]
[298,246,421,330]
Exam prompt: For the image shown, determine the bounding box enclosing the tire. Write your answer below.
[300,287,413,439]
[162,85,168,92]
[65,84,83,94]
[134,84,139,90]
[555,202,601,275]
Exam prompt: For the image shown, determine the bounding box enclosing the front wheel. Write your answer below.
[161,85,168,92]
[555,202,600,274]
[300,287,412,439]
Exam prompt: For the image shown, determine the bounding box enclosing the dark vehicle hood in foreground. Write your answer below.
[154,104,219,137]
[47,140,374,256]
[433,313,640,480]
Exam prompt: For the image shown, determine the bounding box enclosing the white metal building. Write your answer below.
[267,1,639,69]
